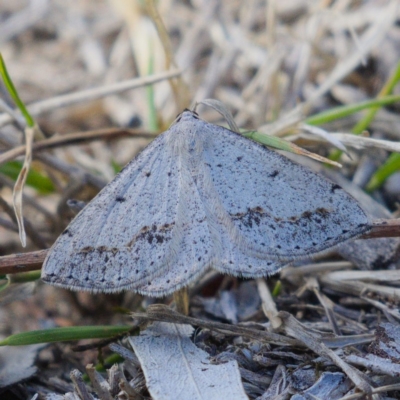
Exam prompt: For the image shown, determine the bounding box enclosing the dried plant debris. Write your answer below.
[346,322,400,377]
[291,372,352,400]
[40,317,400,399]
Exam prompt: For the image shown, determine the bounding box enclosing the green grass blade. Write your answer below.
[328,62,400,162]
[8,271,41,284]
[0,53,35,127]
[305,95,400,126]
[146,40,158,132]
[365,153,400,192]
[0,160,55,194]
[0,325,132,346]
[353,61,400,134]
[271,280,282,297]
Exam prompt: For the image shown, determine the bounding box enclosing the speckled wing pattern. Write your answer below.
[42,110,370,296]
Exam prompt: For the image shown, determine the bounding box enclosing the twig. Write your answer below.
[361,218,400,238]
[0,249,48,274]
[0,127,156,166]
[133,304,301,347]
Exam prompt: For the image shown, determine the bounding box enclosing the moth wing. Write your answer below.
[199,122,370,272]
[42,130,212,296]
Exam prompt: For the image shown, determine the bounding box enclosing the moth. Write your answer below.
[42,110,370,296]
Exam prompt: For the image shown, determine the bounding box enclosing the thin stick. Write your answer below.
[0,249,48,274]
[363,218,400,238]
[0,127,156,166]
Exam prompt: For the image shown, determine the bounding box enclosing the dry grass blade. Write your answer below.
[306,277,342,336]
[320,274,400,299]
[70,369,95,400]
[256,278,281,329]
[0,196,47,249]
[197,99,240,133]
[278,311,372,395]
[0,69,181,128]
[133,304,301,347]
[338,383,400,400]
[305,0,399,107]
[302,131,400,153]
[12,125,35,247]
[324,269,400,283]
[0,127,155,166]
[85,364,113,400]
[146,0,190,111]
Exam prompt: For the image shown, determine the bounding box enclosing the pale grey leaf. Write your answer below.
[0,343,43,388]
[129,321,248,400]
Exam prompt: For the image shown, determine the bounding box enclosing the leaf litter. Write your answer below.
[0,1,400,400]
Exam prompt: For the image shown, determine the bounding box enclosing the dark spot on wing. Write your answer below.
[155,235,164,243]
[315,207,330,215]
[126,222,175,247]
[269,170,279,178]
[230,207,265,228]
[331,184,341,193]
[145,171,151,177]
[237,156,243,161]
[301,211,313,219]
[62,229,73,237]
[116,196,126,202]
[147,233,154,244]
[80,246,95,253]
